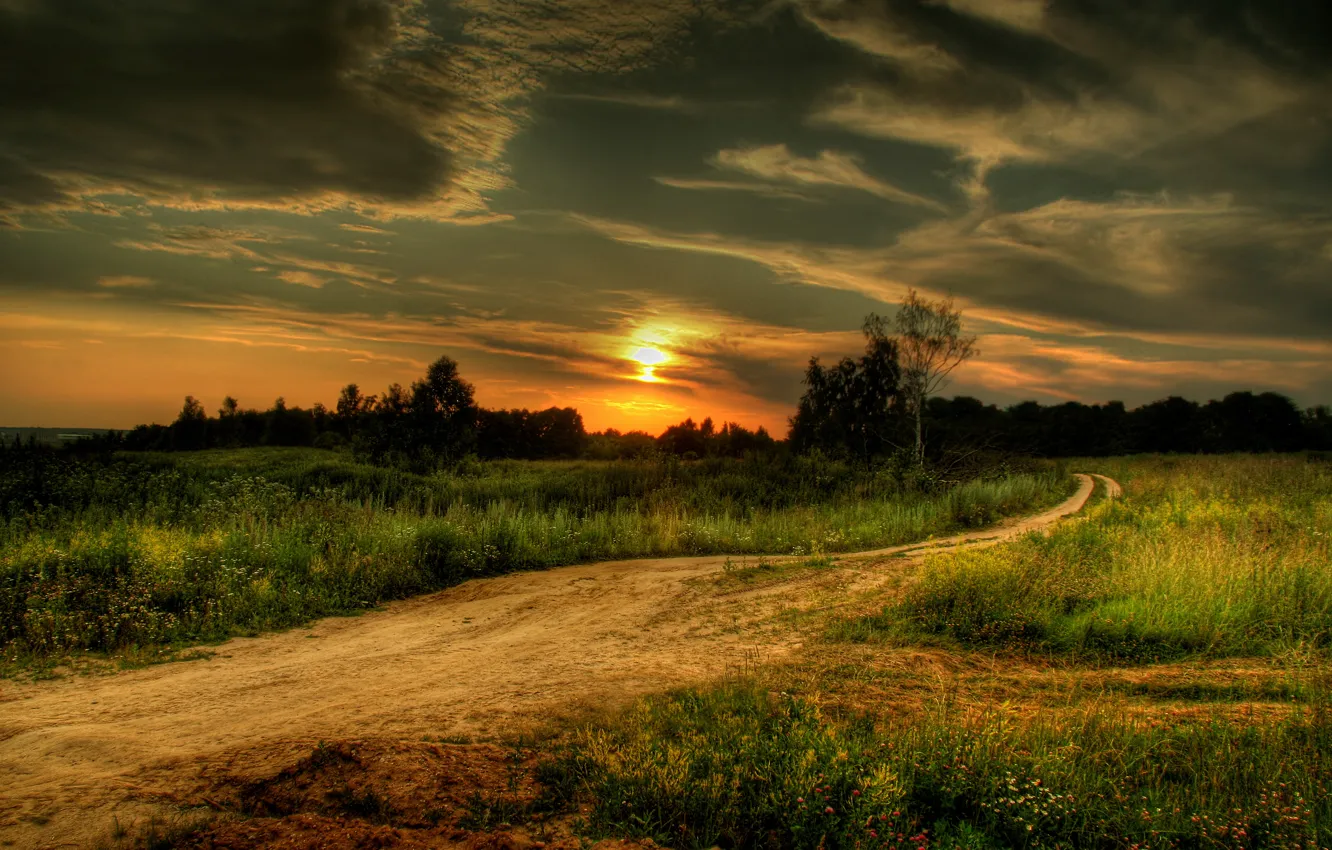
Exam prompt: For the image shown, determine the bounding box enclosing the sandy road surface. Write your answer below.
[0,473,1115,848]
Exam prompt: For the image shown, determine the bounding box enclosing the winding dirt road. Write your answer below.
[0,473,1117,848]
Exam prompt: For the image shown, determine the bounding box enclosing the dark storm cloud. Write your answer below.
[0,0,454,219]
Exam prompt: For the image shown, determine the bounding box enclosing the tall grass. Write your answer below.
[839,455,1332,661]
[0,448,1071,667]
[550,681,1331,850]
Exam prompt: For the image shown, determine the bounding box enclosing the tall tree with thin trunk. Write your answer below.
[883,289,978,463]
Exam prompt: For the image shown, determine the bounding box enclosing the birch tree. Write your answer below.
[888,289,978,463]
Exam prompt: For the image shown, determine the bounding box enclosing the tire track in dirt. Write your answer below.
[0,473,1115,849]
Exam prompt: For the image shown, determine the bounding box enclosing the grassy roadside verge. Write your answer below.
[1,448,1073,675]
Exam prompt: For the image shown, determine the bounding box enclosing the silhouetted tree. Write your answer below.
[1135,396,1204,453]
[477,409,527,458]
[658,418,710,458]
[476,407,586,459]
[355,383,410,463]
[263,397,316,447]
[1305,405,1332,451]
[715,421,776,457]
[124,422,170,451]
[335,383,372,439]
[585,428,659,460]
[528,407,586,458]
[408,356,477,464]
[1202,391,1304,453]
[170,396,208,451]
[212,396,242,448]
[311,402,330,436]
[789,325,903,464]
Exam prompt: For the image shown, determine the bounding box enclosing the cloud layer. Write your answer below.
[3,0,1331,429]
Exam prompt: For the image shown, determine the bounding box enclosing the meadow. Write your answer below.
[0,445,1069,670]
[37,453,1332,850]
[839,455,1332,660]
[529,455,1332,850]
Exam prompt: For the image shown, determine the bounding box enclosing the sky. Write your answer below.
[2,0,1331,433]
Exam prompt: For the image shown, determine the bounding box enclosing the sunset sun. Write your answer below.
[629,346,668,383]
[631,346,667,367]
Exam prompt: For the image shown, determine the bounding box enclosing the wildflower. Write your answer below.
[826,807,836,815]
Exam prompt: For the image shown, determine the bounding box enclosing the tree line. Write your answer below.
[59,288,1331,466]
[102,355,776,467]
[787,290,1331,462]
[921,392,1330,458]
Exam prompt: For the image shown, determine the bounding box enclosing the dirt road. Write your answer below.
[0,473,1115,848]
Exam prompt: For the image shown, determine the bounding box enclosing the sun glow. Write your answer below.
[627,345,668,383]
[631,346,667,366]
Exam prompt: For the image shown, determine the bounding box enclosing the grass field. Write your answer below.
[552,680,1329,850]
[0,446,1070,672]
[64,453,1332,850]
[536,455,1331,850]
[838,455,1332,661]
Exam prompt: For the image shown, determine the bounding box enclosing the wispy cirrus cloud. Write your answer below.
[651,176,821,203]
[704,144,948,211]
[113,225,283,262]
[96,275,155,289]
[796,0,1326,220]
[111,222,402,291]
[958,333,1332,404]
[544,91,702,112]
[936,0,1048,33]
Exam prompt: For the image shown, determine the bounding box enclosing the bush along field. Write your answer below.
[0,445,1072,671]
[527,455,1330,850]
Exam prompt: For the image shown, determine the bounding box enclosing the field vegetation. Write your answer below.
[527,455,1331,850]
[840,455,1332,661]
[0,444,1069,672]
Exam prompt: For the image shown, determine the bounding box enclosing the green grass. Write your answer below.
[548,680,1330,850]
[0,447,1072,670]
[835,455,1332,661]
[544,456,1332,849]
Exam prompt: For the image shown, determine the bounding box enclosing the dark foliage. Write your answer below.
[925,391,1324,457]
[788,335,904,464]
[655,417,776,460]
[477,407,587,459]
